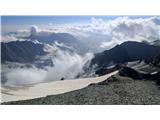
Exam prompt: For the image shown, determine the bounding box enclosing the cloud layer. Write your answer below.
[2,16,159,50]
[46,16,160,49]
[3,45,94,86]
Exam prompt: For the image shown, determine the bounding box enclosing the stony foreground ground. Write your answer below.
[2,74,160,105]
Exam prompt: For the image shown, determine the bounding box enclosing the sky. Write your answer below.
[1,16,160,50]
[1,16,153,33]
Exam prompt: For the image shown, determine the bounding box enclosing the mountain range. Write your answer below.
[1,41,47,63]
[2,32,89,63]
[25,32,87,54]
[2,40,160,70]
[91,41,160,69]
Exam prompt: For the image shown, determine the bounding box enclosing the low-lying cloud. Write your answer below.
[3,47,94,86]
[100,41,117,49]
[5,67,47,85]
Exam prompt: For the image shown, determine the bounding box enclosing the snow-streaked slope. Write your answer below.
[1,71,118,103]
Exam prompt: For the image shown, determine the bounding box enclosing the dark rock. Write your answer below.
[95,64,122,76]
[1,41,47,63]
[119,66,160,81]
[91,41,160,68]
[152,54,160,68]
[61,77,65,80]
[119,67,143,79]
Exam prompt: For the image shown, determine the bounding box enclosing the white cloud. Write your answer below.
[100,41,117,49]
[6,67,47,85]
[109,17,160,43]
[48,23,54,26]
[1,35,18,42]
[45,51,94,81]
[2,16,159,48]
[36,16,159,51]
[52,16,160,44]
[1,29,29,42]
[3,46,94,86]
[30,25,39,36]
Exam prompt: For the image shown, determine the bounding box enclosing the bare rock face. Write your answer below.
[119,66,160,81]
[1,41,47,63]
[153,54,160,68]
[91,41,160,72]
[119,67,143,79]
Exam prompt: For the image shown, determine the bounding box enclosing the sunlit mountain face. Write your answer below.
[1,16,160,86]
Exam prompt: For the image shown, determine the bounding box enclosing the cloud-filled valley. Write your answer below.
[2,43,94,86]
[1,16,160,86]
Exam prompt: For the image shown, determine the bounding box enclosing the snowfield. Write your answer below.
[1,71,118,103]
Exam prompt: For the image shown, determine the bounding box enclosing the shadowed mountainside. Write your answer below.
[1,41,47,63]
[91,41,160,68]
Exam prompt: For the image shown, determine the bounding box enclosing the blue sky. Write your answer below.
[1,16,159,46]
[1,16,152,33]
